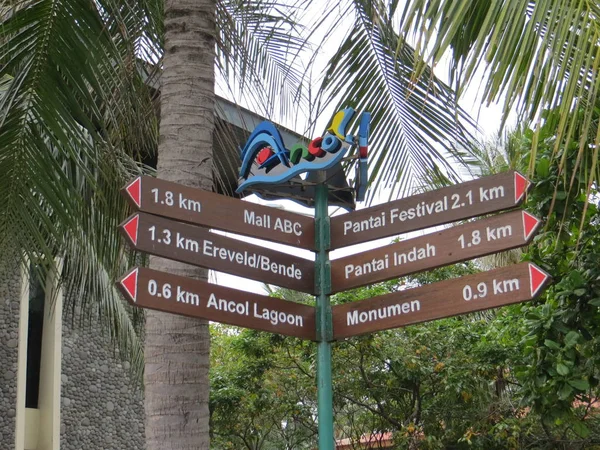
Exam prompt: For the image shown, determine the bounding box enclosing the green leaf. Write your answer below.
[567,379,590,391]
[564,331,579,347]
[555,191,567,200]
[558,383,573,400]
[544,339,561,350]
[572,421,590,438]
[536,157,550,177]
[557,363,570,376]
[589,298,600,307]
[569,270,586,288]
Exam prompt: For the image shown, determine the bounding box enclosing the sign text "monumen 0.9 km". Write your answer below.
[332,262,550,339]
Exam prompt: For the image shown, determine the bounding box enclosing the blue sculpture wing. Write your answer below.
[239,122,289,178]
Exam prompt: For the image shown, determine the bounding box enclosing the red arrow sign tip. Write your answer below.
[514,172,530,203]
[119,268,138,302]
[522,211,540,240]
[529,264,549,297]
[123,215,139,246]
[125,177,142,208]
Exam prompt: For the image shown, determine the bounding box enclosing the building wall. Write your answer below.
[0,256,146,450]
[60,316,145,450]
[0,256,22,450]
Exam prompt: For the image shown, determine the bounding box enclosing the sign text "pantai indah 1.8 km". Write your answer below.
[330,171,530,249]
[118,267,316,340]
[330,210,541,293]
[119,212,315,294]
[332,262,550,339]
[123,176,315,250]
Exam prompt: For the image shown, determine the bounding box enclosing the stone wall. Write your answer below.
[60,318,145,450]
[0,257,146,450]
[0,257,21,450]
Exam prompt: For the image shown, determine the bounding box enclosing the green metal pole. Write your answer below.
[315,179,334,450]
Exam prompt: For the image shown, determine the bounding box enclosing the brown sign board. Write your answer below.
[332,262,550,339]
[330,171,531,249]
[122,176,315,250]
[330,210,541,293]
[119,213,315,294]
[118,267,316,340]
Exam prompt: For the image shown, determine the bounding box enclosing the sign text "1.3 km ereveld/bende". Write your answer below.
[119,212,315,294]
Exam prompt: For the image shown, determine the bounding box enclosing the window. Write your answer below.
[25,266,45,409]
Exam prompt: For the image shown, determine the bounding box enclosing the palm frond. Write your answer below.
[399,0,600,200]
[318,0,480,202]
[216,0,310,122]
[0,0,159,374]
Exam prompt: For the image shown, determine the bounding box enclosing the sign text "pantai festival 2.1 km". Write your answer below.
[330,171,530,249]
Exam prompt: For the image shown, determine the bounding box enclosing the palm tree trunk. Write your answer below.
[145,1,215,449]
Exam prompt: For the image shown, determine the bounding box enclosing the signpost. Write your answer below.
[331,210,541,292]
[117,267,316,340]
[118,156,547,450]
[123,176,315,250]
[119,212,315,294]
[332,262,550,339]
[330,171,530,249]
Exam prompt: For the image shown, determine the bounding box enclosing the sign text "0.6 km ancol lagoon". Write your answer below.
[118,267,316,340]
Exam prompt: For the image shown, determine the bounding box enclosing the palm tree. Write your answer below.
[0,0,159,374]
[143,2,481,446]
[143,1,216,447]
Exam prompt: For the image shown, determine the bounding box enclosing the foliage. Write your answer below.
[316,0,479,201]
[513,111,600,447]
[210,121,600,447]
[210,326,317,450]
[209,263,524,449]
[210,259,600,449]
[0,0,159,376]
[0,0,481,379]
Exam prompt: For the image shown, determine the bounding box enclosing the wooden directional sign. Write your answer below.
[330,210,541,293]
[123,176,315,250]
[330,171,531,249]
[118,267,316,340]
[119,212,315,294]
[333,262,550,339]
